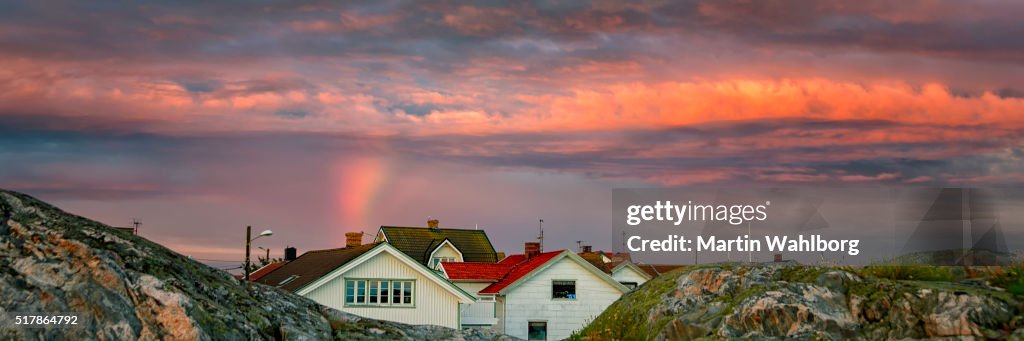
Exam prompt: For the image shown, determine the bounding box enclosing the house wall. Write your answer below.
[502,258,624,340]
[304,251,462,329]
[432,243,463,261]
[612,267,649,287]
[454,281,497,326]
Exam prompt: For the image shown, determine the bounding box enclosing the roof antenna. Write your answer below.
[538,219,544,252]
[131,218,142,235]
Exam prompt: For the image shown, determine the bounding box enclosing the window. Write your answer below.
[552,280,576,299]
[345,279,414,306]
[528,322,547,340]
[621,282,638,290]
[430,256,457,269]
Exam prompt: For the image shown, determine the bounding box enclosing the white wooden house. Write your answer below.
[441,243,629,340]
[255,241,475,329]
[609,261,653,290]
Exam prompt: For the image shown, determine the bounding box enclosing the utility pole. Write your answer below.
[576,240,583,252]
[244,225,251,281]
[131,219,141,235]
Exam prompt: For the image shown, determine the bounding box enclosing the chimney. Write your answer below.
[581,245,592,253]
[345,232,364,248]
[525,242,541,258]
[774,254,783,262]
[427,218,440,229]
[284,246,297,262]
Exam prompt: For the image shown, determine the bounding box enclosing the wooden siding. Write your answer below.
[612,266,650,287]
[502,258,624,340]
[304,251,462,329]
[432,242,463,261]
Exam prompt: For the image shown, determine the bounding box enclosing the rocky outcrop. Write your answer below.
[581,264,1023,340]
[0,189,515,340]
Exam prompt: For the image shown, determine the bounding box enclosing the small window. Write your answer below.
[621,282,638,290]
[528,322,547,340]
[431,256,457,269]
[552,280,576,299]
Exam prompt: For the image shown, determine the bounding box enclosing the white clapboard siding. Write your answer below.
[432,243,463,261]
[304,251,462,329]
[502,258,624,340]
[612,266,650,287]
[455,281,498,326]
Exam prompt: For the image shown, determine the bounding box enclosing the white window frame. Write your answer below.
[551,280,577,300]
[344,278,415,307]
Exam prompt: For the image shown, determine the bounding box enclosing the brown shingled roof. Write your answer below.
[637,263,686,277]
[378,226,497,264]
[255,242,382,291]
[577,252,611,273]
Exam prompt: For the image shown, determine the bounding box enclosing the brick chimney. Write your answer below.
[525,242,541,258]
[427,218,440,229]
[284,246,297,261]
[345,232,364,248]
[581,245,592,253]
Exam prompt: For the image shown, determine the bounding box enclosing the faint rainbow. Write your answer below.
[332,156,393,241]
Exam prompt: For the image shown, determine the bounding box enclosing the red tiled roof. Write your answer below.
[498,254,526,264]
[248,261,287,281]
[442,262,515,281]
[479,251,563,294]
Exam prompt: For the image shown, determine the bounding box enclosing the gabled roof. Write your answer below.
[255,242,476,303]
[255,242,380,291]
[479,251,562,294]
[578,252,612,273]
[248,261,288,281]
[377,226,498,264]
[610,261,653,281]
[636,263,686,277]
[440,262,515,281]
[498,254,526,265]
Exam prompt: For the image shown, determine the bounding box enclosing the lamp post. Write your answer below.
[244,225,273,281]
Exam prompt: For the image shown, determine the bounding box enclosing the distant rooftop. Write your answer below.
[378,225,498,264]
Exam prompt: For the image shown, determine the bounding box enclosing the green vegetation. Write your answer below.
[575,260,1024,340]
[572,267,687,340]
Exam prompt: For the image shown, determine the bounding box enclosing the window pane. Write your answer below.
[528,322,547,340]
[345,281,354,303]
[403,281,413,304]
[552,280,576,299]
[392,281,402,303]
[369,281,379,303]
[380,281,389,303]
[356,281,366,303]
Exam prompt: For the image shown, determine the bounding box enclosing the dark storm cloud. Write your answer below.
[3,0,1022,67]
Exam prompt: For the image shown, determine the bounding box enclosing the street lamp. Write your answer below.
[244,226,273,281]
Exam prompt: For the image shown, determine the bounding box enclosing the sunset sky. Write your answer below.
[2,1,1023,267]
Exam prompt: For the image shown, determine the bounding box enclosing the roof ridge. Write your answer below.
[499,250,563,278]
[380,225,487,232]
[304,241,382,254]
